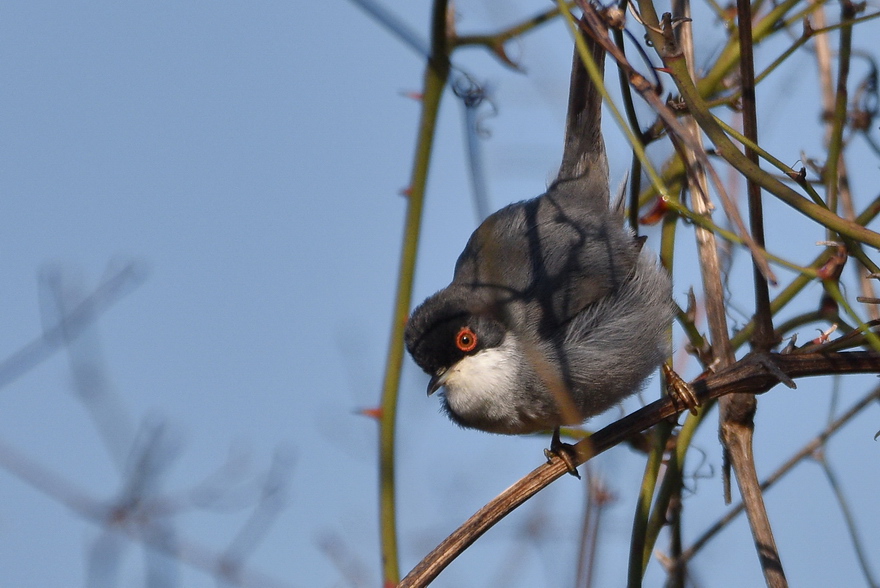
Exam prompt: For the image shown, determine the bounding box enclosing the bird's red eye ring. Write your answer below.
[455,327,478,352]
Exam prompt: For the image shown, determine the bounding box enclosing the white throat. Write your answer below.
[441,335,523,431]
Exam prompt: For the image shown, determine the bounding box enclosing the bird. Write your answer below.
[404,20,674,446]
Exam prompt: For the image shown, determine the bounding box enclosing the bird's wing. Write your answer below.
[453,196,640,334]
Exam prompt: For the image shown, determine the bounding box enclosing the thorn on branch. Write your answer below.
[356,407,383,420]
[490,42,523,71]
[781,334,798,354]
[754,354,797,389]
[802,17,814,38]
[785,167,807,182]
[638,197,668,225]
[399,90,423,101]
[816,241,848,281]
[810,324,839,346]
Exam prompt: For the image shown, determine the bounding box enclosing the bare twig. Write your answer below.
[0,438,295,588]
[0,263,146,391]
[38,267,138,471]
[673,384,880,569]
[398,351,880,587]
[814,453,880,587]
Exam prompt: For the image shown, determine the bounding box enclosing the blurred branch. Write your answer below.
[627,421,672,583]
[38,266,138,471]
[220,448,295,578]
[0,262,146,391]
[452,75,493,223]
[0,437,295,588]
[575,467,612,588]
[454,4,564,64]
[348,0,430,58]
[347,0,495,227]
[814,451,880,587]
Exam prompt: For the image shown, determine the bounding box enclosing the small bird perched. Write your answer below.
[405,20,674,441]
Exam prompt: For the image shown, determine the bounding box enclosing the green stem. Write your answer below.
[713,117,828,207]
[729,191,880,349]
[379,2,450,584]
[661,196,814,276]
[664,53,880,249]
[824,0,856,224]
[453,5,563,51]
[642,389,709,575]
[696,0,806,97]
[628,423,672,586]
[823,278,880,351]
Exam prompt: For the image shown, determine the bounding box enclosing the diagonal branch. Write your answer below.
[398,350,880,587]
[0,263,146,392]
[673,383,880,569]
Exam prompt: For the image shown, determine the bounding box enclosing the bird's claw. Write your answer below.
[545,427,581,478]
[663,363,700,415]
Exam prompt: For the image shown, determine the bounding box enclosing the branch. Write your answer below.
[0,262,146,391]
[398,350,880,587]
[673,383,880,569]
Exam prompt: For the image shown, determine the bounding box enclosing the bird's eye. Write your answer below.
[455,327,478,352]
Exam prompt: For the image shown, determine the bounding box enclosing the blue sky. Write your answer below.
[1,1,879,586]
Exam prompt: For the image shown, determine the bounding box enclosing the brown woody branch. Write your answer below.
[398,350,880,587]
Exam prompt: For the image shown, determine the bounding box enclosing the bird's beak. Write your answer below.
[428,368,449,396]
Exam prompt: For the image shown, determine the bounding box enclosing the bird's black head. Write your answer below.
[405,287,506,377]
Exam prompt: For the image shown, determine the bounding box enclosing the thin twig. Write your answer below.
[673,384,880,569]
[815,453,880,587]
[0,438,294,588]
[0,262,146,391]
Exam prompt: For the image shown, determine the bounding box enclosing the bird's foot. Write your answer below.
[663,363,700,415]
[544,427,581,478]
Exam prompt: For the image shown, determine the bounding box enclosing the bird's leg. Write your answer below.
[662,363,700,415]
[544,427,581,478]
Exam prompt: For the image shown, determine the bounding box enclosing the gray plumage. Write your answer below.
[405,26,674,435]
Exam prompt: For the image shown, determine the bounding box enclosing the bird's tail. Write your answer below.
[553,17,609,206]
